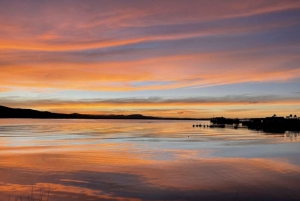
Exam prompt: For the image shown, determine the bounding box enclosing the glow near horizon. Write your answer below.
[0,0,300,118]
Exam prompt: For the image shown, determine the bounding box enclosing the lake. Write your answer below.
[0,119,299,201]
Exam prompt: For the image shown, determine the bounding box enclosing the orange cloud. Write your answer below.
[0,18,296,52]
[0,95,299,118]
[0,0,299,93]
[0,1,299,54]
[0,48,299,92]
[0,0,299,118]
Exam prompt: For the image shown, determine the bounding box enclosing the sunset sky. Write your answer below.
[0,0,299,118]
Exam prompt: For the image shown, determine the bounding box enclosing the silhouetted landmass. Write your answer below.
[210,116,300,133]
[242,116,300,133]
[0,105,205,120]
[211,117,240,124]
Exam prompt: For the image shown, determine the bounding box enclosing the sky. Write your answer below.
[0,0,299,118]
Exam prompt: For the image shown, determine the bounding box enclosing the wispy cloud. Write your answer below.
[1,94,299,109]
[0,0,299,116]
[0,46,299,91]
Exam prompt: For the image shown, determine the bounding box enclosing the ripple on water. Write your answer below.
[0,119,299,201]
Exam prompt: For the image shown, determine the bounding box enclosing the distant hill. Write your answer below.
[0,105,73,119]
[0,105,203,120]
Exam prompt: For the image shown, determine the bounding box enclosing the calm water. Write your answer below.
[0,119,299,201]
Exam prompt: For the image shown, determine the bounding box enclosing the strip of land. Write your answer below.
[0,105,206,120]
[210,116,300,133]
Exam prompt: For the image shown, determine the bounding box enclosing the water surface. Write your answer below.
[0,119,299,201]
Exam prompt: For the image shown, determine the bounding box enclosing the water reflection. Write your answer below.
[285,131,299,142]
[0,119,299,201]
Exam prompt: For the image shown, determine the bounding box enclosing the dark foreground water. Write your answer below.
[0,119,299,201]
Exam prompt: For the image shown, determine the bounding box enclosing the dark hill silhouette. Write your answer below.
[0,105,69,118]
[0,105,204,120]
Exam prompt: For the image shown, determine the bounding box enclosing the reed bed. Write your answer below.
[9,187,49,201]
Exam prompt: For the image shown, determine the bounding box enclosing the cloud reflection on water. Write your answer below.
[0,119,299,201]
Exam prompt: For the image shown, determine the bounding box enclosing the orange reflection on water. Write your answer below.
[1,150,300,200]
[0,119,300,200]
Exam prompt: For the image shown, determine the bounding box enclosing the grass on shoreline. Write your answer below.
[9,187,49,201]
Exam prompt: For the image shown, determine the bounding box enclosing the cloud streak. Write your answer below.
[0,46,299,91]
[0,0,299,116]
[0,94,299,118]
